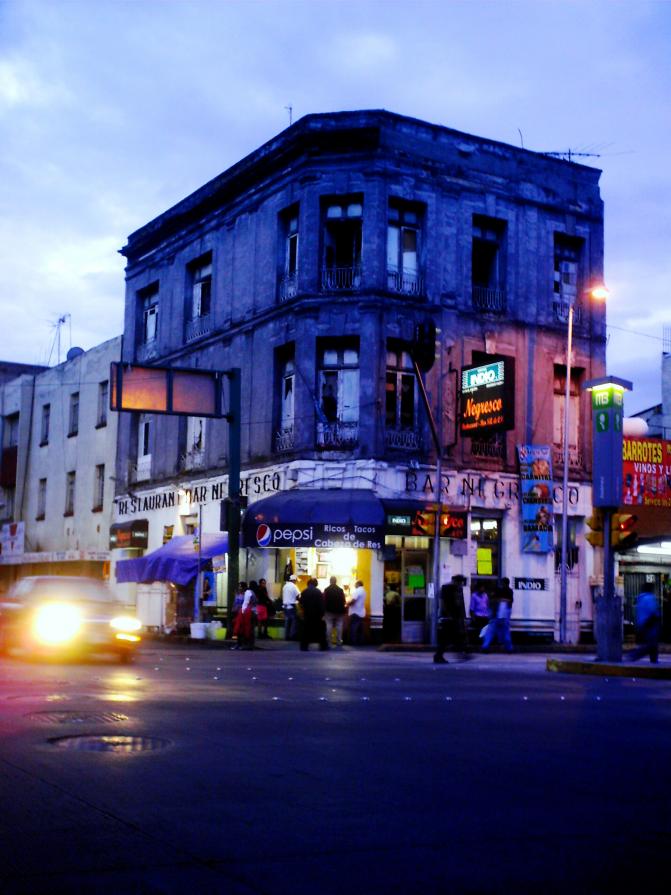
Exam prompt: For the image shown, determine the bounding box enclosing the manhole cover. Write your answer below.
[49,735,170,753]
[28,711,129,724]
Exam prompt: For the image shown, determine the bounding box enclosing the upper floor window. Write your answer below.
[188,254,212,321]
[472,215,506,313]
[93,464,105,512]
[274,347,295,453]
[386,347,417,426]
[182,417,207,470]
[36,477,47,520]
[553,235,583,322]
[321,197,363,291]
[4,413,19,448]
[553,365,583,469]
[68,392,79,437]
[138,282,159,345]
[40,404,50,445]
[317,342,359,448]
[64,471,76,516]
[97,381,108,428]
[387,202,423,295]
[135,414,152,482]
[278,207,299,301]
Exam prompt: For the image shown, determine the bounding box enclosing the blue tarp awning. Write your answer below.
[115,533,228,585]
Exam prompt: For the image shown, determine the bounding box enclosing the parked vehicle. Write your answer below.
[0,576,142,663]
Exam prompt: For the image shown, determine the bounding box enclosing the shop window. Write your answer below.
[387,201,424,295]
[385,346,420,450]
[553,235,583,322]
[138,282,159,345]
[64,471,76,516]
[278,206,299,301]
[97,381,108,428]
[317,342,359,448]
[275,347,295,452]
[68,392,79,437]
[553,365,583,468]
[472,215,506,313]
[321,197,363,291]
[470,517,500,579]
[93,464,105,512]
[36,478,47,520]
[554,517,580,572]
[40,403,50,445]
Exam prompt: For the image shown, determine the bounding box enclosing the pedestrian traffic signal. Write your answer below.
[611,513,638,551]
[412,320,437,372]
[585,509,604,547]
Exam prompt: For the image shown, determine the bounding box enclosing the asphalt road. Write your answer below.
[1,642,669,895]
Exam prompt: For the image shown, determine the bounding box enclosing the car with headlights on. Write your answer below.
[0,576,142,662]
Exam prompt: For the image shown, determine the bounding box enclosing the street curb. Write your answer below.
[547,657,671,680]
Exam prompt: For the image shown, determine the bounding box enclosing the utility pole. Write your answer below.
[225,368,241,635]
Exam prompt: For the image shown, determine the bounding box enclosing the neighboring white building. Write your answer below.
[0,337,121,588]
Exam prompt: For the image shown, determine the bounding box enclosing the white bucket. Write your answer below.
[190,622,207,640]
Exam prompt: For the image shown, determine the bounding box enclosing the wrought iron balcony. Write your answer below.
[320,265,362,292]
[274,427,295,453]
[279,272,298,302]
[471,436,506,461]
[185,314,213,344]
[387,268,424,297]
[553,298,584,325]
[552,445,584,470]
[316,421,358,449]
[136,340,160,363]
[472,285,506,314]
[385,427,422,451]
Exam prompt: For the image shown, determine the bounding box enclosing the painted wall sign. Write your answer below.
[460,356,515,435]
[622,437,671,507]
[517,445,554,553]
[403,471,579,507]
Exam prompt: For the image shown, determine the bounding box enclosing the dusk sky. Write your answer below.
[1,0,669,413]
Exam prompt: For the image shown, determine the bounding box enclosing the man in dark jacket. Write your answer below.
[433,575,468,664]
[297,578,328,651]
[323,576,347,647]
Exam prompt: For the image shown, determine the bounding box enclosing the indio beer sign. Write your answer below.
[460,356,515,435]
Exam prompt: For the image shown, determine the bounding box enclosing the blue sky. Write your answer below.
[1,0,669,413]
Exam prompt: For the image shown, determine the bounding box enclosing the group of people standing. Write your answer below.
[230,578,275,650]
[433,576,514,663]
[281,574,367,650]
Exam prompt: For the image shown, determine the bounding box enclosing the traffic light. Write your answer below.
[585,509,604,547]
[611,513,638,551]
[412,320,437,372]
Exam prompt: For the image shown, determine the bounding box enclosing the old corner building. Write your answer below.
[111,109,606,640]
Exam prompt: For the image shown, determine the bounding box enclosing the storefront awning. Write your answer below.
[242,489,386,549]
[115,533,228,585]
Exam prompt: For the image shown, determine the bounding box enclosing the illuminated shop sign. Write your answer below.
[252,522,384,550]
[460,357,515,435]
[622,437,671,507]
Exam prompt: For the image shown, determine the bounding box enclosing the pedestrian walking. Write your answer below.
[232,581,256,650]
[482,577,513,653]
[627,589,661,663]
[282,574,300,640]
[469,582,490,644]
[297,578,328,651]
[323,575,347,647]
[346,580,367,645]
[434,575,468,663]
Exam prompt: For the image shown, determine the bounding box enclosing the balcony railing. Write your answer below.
[279,272,298,302]
[471,436,506,461]
[472,285,507,313]
[385,427,422,451]
[185,314,213,343]
[320,265,362,292]
[136,339,160,363]
[552,446,584,470]
[180,448,206,471]
[387,268,424,297]
[316,421,358,449]
[553,298,584,325]
[274,427,295,453]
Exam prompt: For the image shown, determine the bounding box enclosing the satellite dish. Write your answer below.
[623,417,649,437]
[66,347,84,361]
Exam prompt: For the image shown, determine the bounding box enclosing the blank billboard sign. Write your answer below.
[110,363,224,418]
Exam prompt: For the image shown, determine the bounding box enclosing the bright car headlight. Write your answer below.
[110,615,142,633]
[33,603,82,645]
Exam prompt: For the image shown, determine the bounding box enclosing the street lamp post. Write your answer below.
[558,286,608,643]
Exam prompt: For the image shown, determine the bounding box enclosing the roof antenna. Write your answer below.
[285,104,293,126]
[517,128,524,148]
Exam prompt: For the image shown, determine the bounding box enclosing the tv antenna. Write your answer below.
[47,313,71,366]
[284,104,293,126]
[542,149,602,162]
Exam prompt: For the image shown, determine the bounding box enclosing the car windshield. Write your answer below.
[10,578,118,604]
